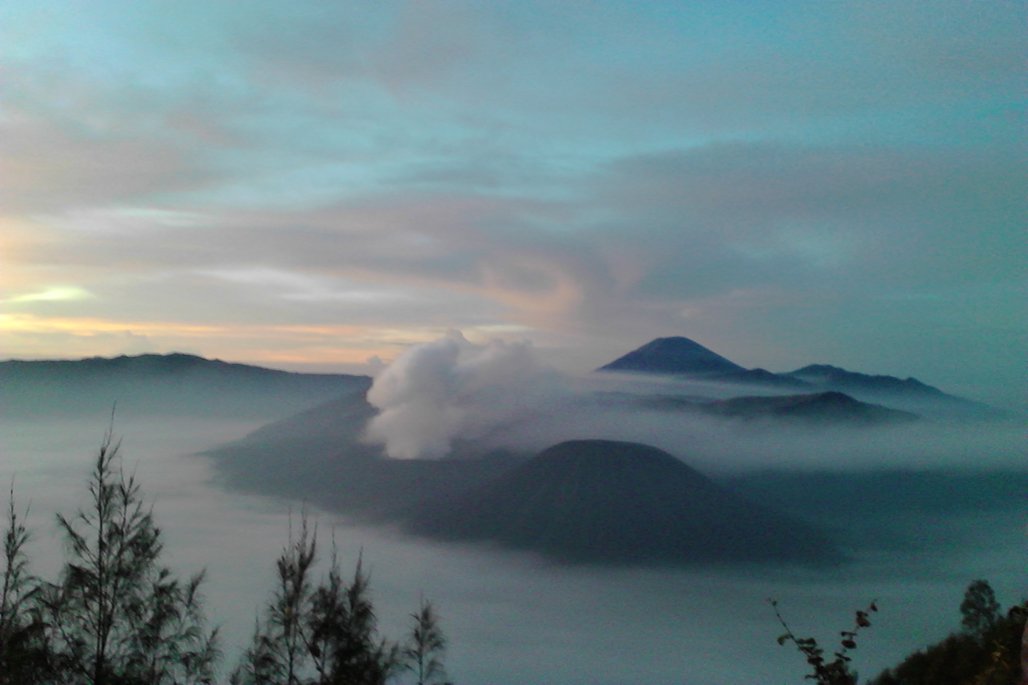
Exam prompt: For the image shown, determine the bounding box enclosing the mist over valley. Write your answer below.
[2,336,1024,683]
[4,4,1024,681]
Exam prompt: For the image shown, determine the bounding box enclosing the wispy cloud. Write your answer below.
[0,1,1022,404]
[5,286,95,304]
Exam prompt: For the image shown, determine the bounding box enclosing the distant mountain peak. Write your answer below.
[598,336,744,376]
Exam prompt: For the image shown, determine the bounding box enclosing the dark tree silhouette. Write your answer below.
[961,579,1002,638]
[1,420,452,685]
[403,597,447,685]
[0,485,49,683]
[771,598,877,685]
[259,513,318,685]
[232,516,398,685]
[322,553,398,685]
[42,427,219,685]
[871,584,1025,685]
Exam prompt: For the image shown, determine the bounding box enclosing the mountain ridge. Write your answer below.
[700,391,919,424]
[609,390,919,424]
[0,352,369,419]
[598,337,996,418]
[0,352,347,380]
[785,364,944,396]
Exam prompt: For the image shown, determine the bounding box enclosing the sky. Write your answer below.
[1,1,1024,407]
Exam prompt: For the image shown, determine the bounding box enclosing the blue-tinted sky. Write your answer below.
[1,1,1024,406]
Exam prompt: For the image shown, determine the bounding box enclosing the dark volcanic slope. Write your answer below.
[784,364,999,418]
[786,364,945,397]
[207,391,525,519]
[0,353,368,419]
[701,391,919,424]
[410,440,840,566]
[598,336,745,376]
[714,367,811,389]
[604,390,918,425]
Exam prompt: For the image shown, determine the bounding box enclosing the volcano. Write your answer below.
[598,336,745,376]
[410,440,840,566]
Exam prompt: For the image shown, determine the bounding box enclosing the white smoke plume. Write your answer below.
[365,331,563,459]
[365,332,1027,469]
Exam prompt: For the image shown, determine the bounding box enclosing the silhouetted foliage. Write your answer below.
[324,554,399,685]
[231,515,399,685]
[403,598,447,685]
[871,581,1025,685]
[0,484,50,683]
[247,513,318,684]
[2,421,455,685]
[771,598,877,685]
[41,426,219,684]
[961,579,1002,638]
[772,582,1026,685]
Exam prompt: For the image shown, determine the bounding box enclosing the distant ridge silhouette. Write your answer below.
[701,391,919,424]
[597,337,998,418]
[623,390,917,424]
[0,353,367,419]
[786,364,942,396]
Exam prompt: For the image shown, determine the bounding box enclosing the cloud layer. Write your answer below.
[0,1,1023,406]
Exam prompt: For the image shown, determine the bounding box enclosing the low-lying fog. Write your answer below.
[2,412,1024,684]
[362,334,1025,472]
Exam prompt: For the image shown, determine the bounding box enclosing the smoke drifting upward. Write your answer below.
[365,333,1026,469]
[365,332,563,459]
